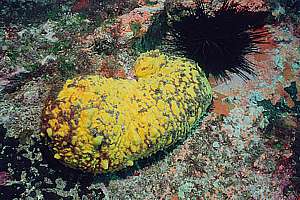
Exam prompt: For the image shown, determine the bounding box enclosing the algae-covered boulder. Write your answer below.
[42,50,212,173]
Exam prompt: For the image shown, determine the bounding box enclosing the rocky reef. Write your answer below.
[1,0,300,199]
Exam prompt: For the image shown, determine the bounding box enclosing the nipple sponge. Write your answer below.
[42,50,212,173]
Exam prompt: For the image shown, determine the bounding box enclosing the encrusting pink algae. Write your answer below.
[42,50,212,173]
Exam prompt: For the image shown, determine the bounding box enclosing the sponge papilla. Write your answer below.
[42,50,212,173]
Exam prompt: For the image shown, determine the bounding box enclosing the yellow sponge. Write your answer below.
[42,50,212,173]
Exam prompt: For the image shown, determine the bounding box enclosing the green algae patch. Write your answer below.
[42,50,212,173]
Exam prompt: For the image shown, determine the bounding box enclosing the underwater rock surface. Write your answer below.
[1,0,300,199]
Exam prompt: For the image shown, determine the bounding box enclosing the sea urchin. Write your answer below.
[165,0,269,80]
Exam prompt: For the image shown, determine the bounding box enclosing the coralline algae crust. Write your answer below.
[42,50,212,173]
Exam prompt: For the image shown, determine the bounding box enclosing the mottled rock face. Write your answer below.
[42,50,212,173]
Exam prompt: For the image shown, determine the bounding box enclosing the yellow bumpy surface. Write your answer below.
[42,50,212,173]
